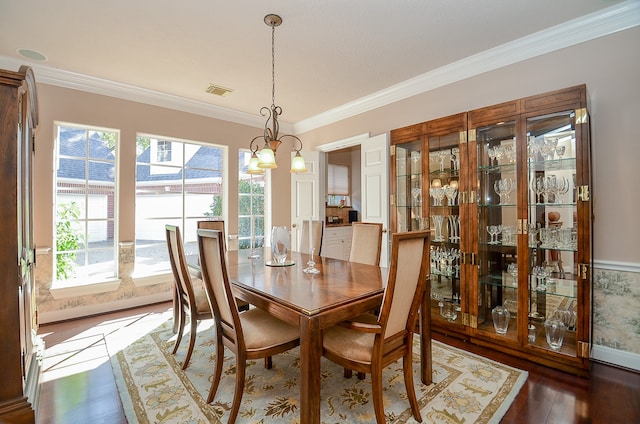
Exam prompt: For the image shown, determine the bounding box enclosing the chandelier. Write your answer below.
[247,14,307,174]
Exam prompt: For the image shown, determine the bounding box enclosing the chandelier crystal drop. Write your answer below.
[247,14,307,174]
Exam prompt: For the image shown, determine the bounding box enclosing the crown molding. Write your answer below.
[0,54,293,132]
[1,1,637,136]
[294,0,640,134]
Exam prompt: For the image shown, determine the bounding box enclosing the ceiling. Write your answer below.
[0,0,634,133]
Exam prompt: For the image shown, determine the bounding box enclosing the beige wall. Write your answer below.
[299,27,640,264]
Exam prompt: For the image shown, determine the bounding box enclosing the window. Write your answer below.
[238,150,267,251]
[54,123,118,285]
[156,140,172,162]
[327,163,350,206]
[135,135,225,276]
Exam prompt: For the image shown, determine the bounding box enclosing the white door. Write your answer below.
[290,151,324,251]
[361,133,390,267]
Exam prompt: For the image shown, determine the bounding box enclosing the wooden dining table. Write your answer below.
[220,247,432,424]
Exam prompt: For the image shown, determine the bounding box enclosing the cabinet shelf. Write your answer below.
[527,157,577,172]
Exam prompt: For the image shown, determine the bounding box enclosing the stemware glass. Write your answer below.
[411,187,421,206]
[507,263,518,287]
[494,178,515,204]
[487,146,497,166]
[501,224,516,246]
[493,145,505,165]
[451,147,460,170]
[433,215,445,242]
[303,247,320,274]
[487,225,501,244]
[444,185,457,206]
[555,145,566,159]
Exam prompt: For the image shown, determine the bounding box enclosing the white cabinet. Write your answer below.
[322,226,353,260]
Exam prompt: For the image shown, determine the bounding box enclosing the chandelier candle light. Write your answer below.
[247,14,307,174]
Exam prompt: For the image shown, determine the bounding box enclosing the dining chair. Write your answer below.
[166,224,212,370]
[197,228,301,424]
[299,219,323,255]
[344,221,385,379]
[322,230,430,423]
[348,222,383,265]
[197,220,249,311]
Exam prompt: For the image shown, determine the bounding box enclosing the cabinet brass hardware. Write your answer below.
[470,314,478,329]
[517,219,528,235]
[468,129,477,142]
[390,194,395,206]
[390,145,396,156]
[462,313,469,326]
[459,130,467,144]
[469,190,477,204]
[461,252,477,265]
[578,341,590,358]
[575,108,589,125]
[460,191,467,205]
[578,185,590,201]
[578,263,589,280]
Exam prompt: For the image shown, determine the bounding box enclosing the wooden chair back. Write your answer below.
[197,220,226,251]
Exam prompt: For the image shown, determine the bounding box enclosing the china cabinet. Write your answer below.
[0,66,42,423]
[390,85,592,374]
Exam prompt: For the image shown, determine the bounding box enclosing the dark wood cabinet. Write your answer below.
[0,66,42,423]
[391,85,592,374]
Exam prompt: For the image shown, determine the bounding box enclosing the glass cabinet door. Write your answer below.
[428,132,463,327]
[475,121,519,340]
[525,111,581,355]
[392,139,425,233]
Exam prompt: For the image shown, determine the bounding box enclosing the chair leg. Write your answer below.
[264,356,273,369]
[371,367,386,424]
[229,356,246,424]
[172,307,185,354]
[403,352,422,422]
[344,368,353,378]
[182,314,198,370]
[357,372,366,380]
[207,336,225,403]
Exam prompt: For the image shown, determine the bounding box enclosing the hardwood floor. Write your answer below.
[36,302,640,423]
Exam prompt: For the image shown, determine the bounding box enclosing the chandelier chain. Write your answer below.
[271,22,276,107]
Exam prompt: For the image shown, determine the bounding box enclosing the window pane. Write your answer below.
[238,150,266,252]
[54,124,118,284]
[135,136,225,275]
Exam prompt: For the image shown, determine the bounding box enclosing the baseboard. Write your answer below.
[39,292,171,324]
[591,345,640,372]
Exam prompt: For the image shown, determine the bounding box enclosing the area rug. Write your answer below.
[109,318,527,423]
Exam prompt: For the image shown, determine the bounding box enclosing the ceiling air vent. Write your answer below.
[205,84,233,97]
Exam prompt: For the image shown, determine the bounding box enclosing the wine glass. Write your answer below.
[555,145,566,159]
[487,146,497,166]
[444,185,457,206]
[507,263,518,287]
[411,187,421,206]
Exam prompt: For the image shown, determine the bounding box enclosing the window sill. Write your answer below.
[50,278,122,300]
[132,271,172,287]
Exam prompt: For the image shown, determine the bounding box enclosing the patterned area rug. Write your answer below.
[110,318,527,423]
